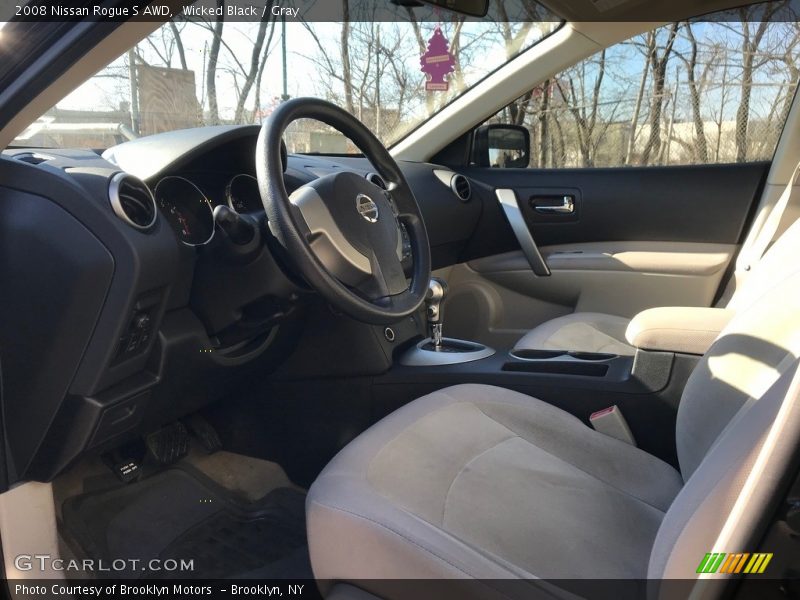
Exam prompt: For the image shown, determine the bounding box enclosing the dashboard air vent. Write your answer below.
[14,152,54,165]
[451,174,471,202]
[109,173,157,231]
[366,172,387,190]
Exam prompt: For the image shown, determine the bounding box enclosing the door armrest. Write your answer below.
[625,307,735,355]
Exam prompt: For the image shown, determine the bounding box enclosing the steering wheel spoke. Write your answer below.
[370,242,407,298]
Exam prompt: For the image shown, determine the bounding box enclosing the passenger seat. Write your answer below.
[514,214,800,356]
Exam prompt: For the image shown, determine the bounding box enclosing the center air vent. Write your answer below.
[109,173,157,231]
[366,172,388,190]
[14,152,54,165]
[451,174,471,202]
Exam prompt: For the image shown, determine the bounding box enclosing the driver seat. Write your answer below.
[306,263,800,595]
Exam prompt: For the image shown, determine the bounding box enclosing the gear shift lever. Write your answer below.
[425,278,448,350]
[399,277,494,366]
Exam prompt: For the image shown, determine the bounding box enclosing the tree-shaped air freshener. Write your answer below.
[420,26,456,91]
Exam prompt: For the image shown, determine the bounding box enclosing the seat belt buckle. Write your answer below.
[589,406,636,446]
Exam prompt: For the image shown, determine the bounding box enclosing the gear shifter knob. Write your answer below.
[425,278,448,348]
[425,278,447,322]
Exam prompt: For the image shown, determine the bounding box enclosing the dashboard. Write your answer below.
[0,124,491,483]
[150,159,415,264]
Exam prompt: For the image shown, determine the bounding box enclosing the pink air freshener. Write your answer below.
[420,26,455,92]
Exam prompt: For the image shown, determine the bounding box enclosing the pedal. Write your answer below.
[101,445,144,484]
[112,460,141,483]
[185,414,223,453]
[145,422,190,465]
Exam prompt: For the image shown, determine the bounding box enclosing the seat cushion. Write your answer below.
[307,384,682,586]
[514,312,635,356]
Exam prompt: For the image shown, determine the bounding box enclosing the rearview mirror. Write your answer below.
[417,0,490,18]
[472,124,531,168]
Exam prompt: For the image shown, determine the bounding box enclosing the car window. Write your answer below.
[484,2,800,168]
[12,0,560,152]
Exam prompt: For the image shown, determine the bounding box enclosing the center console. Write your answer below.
[384,278,700,468]
[270,277,702,470]
[394,277,675,392]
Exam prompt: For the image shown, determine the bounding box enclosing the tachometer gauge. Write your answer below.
[226,174,263,214]
[154,176,215,246]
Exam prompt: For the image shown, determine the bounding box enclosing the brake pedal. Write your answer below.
[185,414,223,453]
[145,422,190,465]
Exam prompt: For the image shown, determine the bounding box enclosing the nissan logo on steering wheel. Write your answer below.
[356,194,379,223]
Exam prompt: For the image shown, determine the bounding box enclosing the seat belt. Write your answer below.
[589,406,636,446]
[740,161,800,272]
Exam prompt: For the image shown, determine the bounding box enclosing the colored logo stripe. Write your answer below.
[696,553,773,574]
[697,553,726,573]
[719,553,749,573]
[744,553,773,574]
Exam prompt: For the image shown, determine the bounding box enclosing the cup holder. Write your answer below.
[509,349,616,362]
[506,349,618,377]
[568,352,616,361]
[509,349,567,361]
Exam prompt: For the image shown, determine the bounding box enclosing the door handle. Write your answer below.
[534,196,574,214]
[496,189,551,276]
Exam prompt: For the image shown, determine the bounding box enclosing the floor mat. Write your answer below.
[61,466,311,579]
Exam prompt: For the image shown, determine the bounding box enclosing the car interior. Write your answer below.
[0,0,799,598]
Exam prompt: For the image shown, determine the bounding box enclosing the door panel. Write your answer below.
[540,241,734,276]
[468,162,767,246]
[443,163,767,348]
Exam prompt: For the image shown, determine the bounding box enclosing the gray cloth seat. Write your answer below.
[307,385,682,582]
[514,311,635,356]
[514,217,800,356]
[307,257,800,593]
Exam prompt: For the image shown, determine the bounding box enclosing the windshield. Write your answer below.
[12,0,560,152]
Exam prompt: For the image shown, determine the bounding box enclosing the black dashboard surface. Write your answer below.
[102,124,483,262]
[0,125,488,482]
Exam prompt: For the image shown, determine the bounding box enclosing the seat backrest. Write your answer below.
[682,218,800,477]
[725,216,800,312]
[678,259,800,479]
[649,355,800,581]
[648,264,800,580]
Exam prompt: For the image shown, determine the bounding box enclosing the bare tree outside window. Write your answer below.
[23,0,798,163]
[488,2,800,169]
[19,0,560,150]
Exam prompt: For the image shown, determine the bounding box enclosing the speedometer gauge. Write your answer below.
[154,176,215,246]
[226,174,263,214]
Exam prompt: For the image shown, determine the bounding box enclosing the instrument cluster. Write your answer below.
[154,173,267,246]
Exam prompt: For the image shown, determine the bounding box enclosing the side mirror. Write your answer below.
[472,124,530,168]
[417,0,489,17]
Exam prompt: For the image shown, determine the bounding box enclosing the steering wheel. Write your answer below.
[256,98,432,325]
